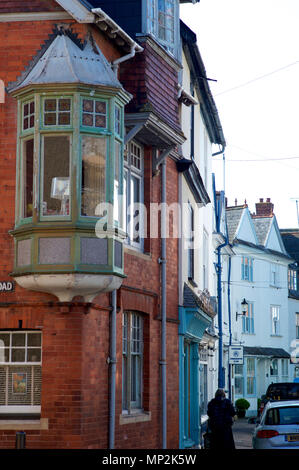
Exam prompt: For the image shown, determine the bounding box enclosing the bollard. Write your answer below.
[15,431,26,449]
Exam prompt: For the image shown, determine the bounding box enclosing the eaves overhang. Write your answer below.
[233,238,293,262]
[177,159,210,206]
[55,0,143,55]
[125,111,186,150]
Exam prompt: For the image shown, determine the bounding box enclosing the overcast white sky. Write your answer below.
[181,0,299,229]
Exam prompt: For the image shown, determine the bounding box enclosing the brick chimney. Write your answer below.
[255,198,274,217]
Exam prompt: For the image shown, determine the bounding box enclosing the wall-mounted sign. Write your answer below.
[0,281,15,292]
[229,345,244,365]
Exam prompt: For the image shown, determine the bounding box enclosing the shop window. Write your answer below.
[270,358,278,377]
[0,331,42,415]
[199,362,208,416]
[246,358,255,395]
[234,364,244,395]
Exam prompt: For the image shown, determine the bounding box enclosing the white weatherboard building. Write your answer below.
[223,198,295,416]
[178,21,226,447]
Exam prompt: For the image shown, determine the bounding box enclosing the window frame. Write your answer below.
[144,0,180,57]
[79,133,108,219]
[0,331,42,415]
[124,140,144,251]
[187,201,194,281]
[271,305,280,336]
[234,364,244,396]
[18,96,36,225]
[122,311,144,414]
[241,256,253,282]
[270,263,280,287]
[246,357,256,396]
[40,133,72,221]
[270,358,278,377]
[288,268,298,291]
[242,301,254,334]
[41,96,73,130]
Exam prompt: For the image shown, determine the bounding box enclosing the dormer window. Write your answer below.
[146,0,179,55]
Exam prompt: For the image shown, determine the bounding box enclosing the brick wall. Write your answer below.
[0,1,63,13]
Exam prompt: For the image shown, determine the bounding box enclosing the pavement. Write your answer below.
[232,417,256,449]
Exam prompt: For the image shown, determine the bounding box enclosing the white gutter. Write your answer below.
[91,7,143,71]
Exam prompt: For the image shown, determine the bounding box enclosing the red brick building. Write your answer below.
[0,0,193,449]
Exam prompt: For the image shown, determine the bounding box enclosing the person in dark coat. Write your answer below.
[207,388,236,449]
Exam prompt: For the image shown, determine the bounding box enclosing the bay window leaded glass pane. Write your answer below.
[23,139,34,218]
[82,99,107,128]
[23,101,35,131]
[44,98,71,126]
[42,135,70,216]
[81,136,106,217]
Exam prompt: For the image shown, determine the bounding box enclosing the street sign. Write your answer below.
[0,281,15,292]
[229,345,243,365]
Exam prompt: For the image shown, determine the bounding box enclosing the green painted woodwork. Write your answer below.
[11,83,130,278]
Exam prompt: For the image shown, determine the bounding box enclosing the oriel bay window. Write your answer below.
[9,31,132,301]
[146,0,179,56]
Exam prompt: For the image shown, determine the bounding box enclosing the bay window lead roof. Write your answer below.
[8,31,123,93]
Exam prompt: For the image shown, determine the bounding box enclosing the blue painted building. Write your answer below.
[179,284,216,448]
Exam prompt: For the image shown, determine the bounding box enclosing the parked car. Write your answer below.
[253,400,299,449]
[258,382,299,416]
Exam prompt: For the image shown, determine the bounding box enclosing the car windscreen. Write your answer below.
[267,384,299,400]
[265,406,299,425]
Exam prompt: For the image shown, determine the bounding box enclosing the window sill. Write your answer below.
[270,334,282,338]
[0,418,48,430]
[119,411,151,425]
[124,245,151,261]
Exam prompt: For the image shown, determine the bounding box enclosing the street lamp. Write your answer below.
[236,298,248,321]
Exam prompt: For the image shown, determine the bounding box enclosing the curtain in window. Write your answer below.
[81,136,106,217]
